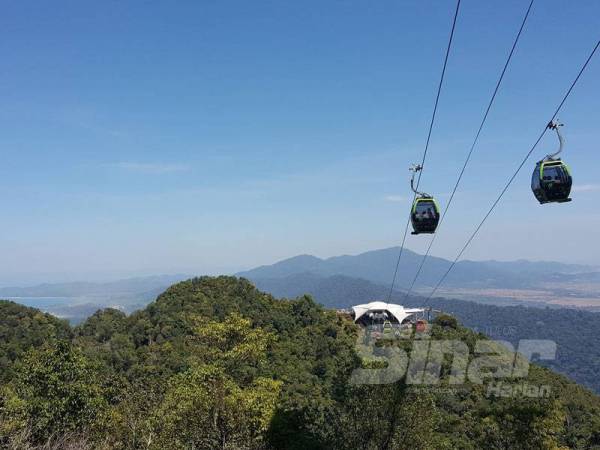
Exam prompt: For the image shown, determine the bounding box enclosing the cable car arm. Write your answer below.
[546,120,565,160]
[409,164,427,197]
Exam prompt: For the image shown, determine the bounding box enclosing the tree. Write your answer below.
[155,365,280,450]
[433,314,458,330]
[1,341,106,444]
[187,313,276,383]
[153,314,281,449]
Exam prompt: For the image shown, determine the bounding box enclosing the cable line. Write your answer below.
[403,0,535,303]
[425,39,600,302]
[385,0,461,303]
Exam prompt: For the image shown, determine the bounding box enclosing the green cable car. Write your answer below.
[409,164,440,235]
[531,121,572,204]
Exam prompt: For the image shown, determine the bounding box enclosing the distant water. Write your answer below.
[5,297,75,309]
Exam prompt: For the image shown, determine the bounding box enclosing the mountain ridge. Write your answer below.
[238,246,595,290]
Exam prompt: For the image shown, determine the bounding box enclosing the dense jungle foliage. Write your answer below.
[254,272,600,393]
[1,277,599,449]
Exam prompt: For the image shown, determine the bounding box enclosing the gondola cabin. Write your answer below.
[411,196,440,235]
[531,159,572,204]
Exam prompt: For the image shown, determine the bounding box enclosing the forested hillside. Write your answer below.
[0,301,72,383]
[254,273,600,394]
[1,277,600,449]
[407,297,600,395]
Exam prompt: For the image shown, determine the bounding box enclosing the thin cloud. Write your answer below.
[572,184,600,192]
[384,195,406,202]
[114,162,190,174]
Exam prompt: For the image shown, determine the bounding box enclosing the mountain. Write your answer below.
[1,277,599,449]
[239,248,600,311]
[238,247,594,290]
[2,249,596,322]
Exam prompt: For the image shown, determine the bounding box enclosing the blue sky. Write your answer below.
[1,0,599,285]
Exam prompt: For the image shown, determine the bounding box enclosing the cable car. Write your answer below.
[531,121,572,204]
[409,165,440,235]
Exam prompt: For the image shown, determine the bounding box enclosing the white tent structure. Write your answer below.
[352,301,424,324]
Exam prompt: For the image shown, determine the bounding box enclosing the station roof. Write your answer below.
[352,301,424,323]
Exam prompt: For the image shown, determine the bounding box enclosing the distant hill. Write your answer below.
[251,272,389,307]
[0,274,188,298]
[238,247,594,290]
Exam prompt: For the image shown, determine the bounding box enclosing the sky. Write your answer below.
[1,0,599,285]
